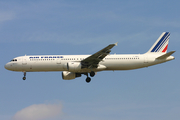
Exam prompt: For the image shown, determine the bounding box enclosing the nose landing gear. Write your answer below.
[22,72,26,80]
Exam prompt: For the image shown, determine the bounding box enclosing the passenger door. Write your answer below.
[22,57,27,65]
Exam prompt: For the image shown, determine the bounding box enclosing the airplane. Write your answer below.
[4,32,175,83]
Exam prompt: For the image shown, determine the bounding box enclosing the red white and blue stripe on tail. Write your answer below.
[147,32,170,53]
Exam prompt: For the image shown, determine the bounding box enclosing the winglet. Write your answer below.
[115,42,118,46]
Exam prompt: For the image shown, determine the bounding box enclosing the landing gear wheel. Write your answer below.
[23,72,26,80]
[90,71,95,77]
[23,77,26,80]
[86,77,91,83]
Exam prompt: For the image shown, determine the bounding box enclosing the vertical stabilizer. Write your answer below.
[147,32,170,53]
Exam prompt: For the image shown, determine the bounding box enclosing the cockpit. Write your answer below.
[10,59,17,62]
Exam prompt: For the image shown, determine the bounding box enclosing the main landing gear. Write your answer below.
[21,71,96,83]
[85,71,95,83]
[86,77,91,83]
[22,72,26,80]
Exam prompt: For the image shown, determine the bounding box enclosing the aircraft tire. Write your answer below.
[23,77,26,80]
[86,77,91,83]
[90,71,95,77]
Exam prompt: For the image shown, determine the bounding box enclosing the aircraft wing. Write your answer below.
[81,42,117,68]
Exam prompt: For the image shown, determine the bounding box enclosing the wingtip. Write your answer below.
[115,42,118,46]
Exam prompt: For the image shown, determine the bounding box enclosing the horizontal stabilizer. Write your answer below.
[156,51,175,60]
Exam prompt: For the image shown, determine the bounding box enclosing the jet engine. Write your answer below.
[62,71,81,80]
[67,62,82,72]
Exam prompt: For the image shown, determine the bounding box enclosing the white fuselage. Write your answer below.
[4,53,174,73]
[4,32,175,82]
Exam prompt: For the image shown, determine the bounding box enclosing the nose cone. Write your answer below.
[4,63,11,70]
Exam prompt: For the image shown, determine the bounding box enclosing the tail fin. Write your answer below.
[147,32,170,53]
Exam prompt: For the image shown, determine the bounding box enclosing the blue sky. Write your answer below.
[0,0,180,120]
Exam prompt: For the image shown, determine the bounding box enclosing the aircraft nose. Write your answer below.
[4,63,11,70]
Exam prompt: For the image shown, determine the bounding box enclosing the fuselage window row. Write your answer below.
[15,57,140,62]
[30,59,55,61]
[29,56,63,59]
[105,58,139,60]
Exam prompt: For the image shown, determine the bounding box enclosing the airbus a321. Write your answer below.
[5,32,175,83]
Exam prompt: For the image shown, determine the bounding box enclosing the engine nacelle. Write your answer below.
[67,62,82,72]
[62,71,81,80]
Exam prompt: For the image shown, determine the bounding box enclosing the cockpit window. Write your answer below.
[10,59,17,62]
